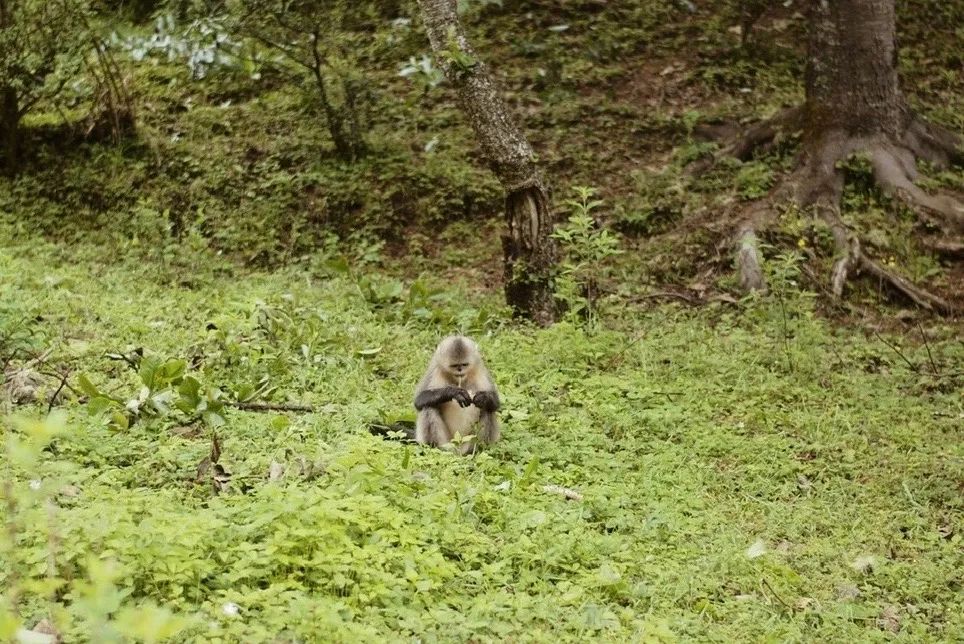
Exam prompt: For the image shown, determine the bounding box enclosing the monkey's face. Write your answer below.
[442,354,477,382]
[435,336,480,385]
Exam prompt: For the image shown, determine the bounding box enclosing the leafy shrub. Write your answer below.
[78,356,226,431]
[1,412,192,642]
[612,168,689,235]
[0,0,93,172]
[112,12,257,81]
[552,186,623,325]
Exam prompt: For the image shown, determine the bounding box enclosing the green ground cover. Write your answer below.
[2,227,961,642]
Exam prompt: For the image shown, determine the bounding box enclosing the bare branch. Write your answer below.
[859,254,954,313]
[226,401,315,413]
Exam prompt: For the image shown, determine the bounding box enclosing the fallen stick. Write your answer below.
[226,401,315,413]
[542,484,583,501]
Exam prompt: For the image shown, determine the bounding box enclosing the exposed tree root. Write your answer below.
[692,107,802,176]
[729,107,803,161]
[905,115,964,168]
[711,115,963,314]
[824,210,952,312]
[859,253,953,313]
[924,237,964,259]
[869,143,964,233]
[828,217,859,298]
[734,213,767,292]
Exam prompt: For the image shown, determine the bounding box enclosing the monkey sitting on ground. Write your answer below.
[413,335,500,454]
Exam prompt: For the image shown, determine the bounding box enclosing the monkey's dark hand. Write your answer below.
[447,387,472,407]
[415,387,473,410]
[472,391,500,412]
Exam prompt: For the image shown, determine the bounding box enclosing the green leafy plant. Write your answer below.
[439,27,477,73]
[113,13,254,80]
[1,412,192,642]
[734,160,774,199]
[552,186,623,326]
[0,313,44,370]
[0,0,92,173]
[398,54,444,92]
[77,357,225,430]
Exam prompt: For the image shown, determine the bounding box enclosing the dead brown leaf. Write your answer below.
[878,605,901,633]
[836,584,861,601]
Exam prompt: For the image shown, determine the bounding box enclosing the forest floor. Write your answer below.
[7,1,964,312]
[2,0,963,641]
[2,224,962,641]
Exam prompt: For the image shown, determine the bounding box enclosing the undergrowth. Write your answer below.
[1,229,961,642]
[0,0,962,640]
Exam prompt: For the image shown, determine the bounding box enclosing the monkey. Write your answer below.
[413,335,500,455]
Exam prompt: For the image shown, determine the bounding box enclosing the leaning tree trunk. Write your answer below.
[0,86,20,176]
[417,0,557,326]
[725,0,963,312]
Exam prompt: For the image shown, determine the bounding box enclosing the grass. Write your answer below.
[2,225,962,642]
[1,1,962,641]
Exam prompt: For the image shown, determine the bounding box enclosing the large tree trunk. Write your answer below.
[0,86,20,176]
[804,0,905,140]
[722,0,963,312]
[417,0,557,326]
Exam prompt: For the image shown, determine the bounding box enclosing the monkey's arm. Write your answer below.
[475,391,501,444]
[414,386,471,410]
[472,390,500,412]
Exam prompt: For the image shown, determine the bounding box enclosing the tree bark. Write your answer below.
[417,0,557,325]
[803,0,906,140]
[0,86,20,176]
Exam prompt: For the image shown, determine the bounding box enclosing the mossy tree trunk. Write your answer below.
[723,0,963,312]
[417,0,557,326]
